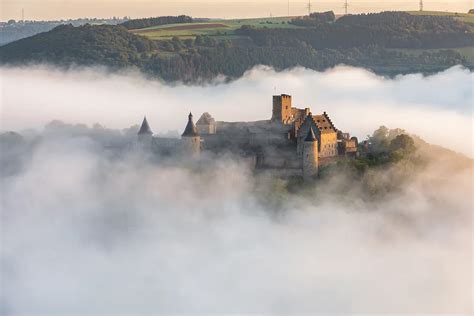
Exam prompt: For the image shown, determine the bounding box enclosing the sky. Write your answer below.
[1,0,472,21]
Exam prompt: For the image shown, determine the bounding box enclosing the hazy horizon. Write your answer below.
[1,0,472,21]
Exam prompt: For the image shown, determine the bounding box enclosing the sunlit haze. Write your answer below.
[1,0,472,21]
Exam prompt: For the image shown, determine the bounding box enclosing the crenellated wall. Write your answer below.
[272,94,293,124]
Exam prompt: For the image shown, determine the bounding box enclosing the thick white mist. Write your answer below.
[0,65,473,156]
[0,64,473,314]
[1,135,472,314]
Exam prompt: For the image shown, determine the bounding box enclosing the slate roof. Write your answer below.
[138,116,153,135]
[305,127,317,142]
[182,112,199,137]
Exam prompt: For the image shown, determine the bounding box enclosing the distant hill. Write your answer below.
[0,18,128,46]
[0,11,473,82]
[0,24,157,67]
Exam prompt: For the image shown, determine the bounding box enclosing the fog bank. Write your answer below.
[0,132,472,314]
[1,64,472,156]
[0,64,473,314]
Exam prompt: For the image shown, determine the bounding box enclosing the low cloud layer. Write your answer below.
[1,64,473,156]
[1,133,472,314]
[0,65,473,314]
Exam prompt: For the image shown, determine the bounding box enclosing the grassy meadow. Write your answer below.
[130,17,301,40]
[131,11,474,41]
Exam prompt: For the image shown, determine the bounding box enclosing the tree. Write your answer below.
[163,41,174,51]
[195,35,204,46]
[370,126,390,152]
[171,36,184,50]
[184,38,194,48]
[203,36,217,47]
[388,128,406,141]
[219,40,231,49]
[389,134,415,153]
[120,15,193,30]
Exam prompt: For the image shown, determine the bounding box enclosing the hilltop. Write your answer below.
[1,11,473,82]
[0,24,157,67]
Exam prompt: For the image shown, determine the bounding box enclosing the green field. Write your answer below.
[407,11,474,24]
[131,17,301,40]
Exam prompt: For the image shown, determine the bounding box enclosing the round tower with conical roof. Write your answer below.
[303,127,319,181]
[181,112,201,156]
[297,112,317,156]
[137,116,153,149]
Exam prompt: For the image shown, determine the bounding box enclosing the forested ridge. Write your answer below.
[0,11,472,82]
[0,24,157,67]
[247,12,474,49]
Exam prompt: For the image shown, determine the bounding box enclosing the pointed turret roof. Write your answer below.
[305,127,317,142]
[138,116,153,135]
[182,112,199,137]
[301,112,314,127]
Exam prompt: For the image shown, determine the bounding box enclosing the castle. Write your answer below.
[136,94,358,180]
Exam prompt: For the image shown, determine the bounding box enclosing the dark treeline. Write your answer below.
[290,11,336,26]
[120,15,193,30]
[143,45,466,81]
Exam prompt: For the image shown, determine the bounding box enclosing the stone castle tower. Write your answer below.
[303,127,319,181]
[272,94,293,124]
[181,112,201,156]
